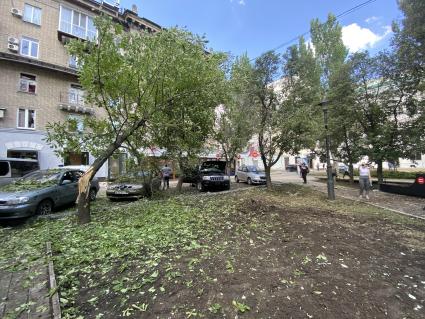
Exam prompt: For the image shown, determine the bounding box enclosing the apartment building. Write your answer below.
[0,0,161,177]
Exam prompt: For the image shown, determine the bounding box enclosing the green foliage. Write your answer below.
[353,169,425,179]
[214,54,254,168]
[0,179,57,192]
[310,13,348,90]
[349,50,424,182]
[232,300,250,313]
[44,16,227,220]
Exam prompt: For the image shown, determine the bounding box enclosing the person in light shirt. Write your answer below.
[359,162,372,199]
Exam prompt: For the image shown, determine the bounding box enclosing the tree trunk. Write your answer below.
[376,159,383,185]
[76,160,106,224]
[176,176,183,192]
[348,163,354,184]
[76,120,147,224]
[176,157,185,192]
[226,160,232,176]
[265,165,272,190]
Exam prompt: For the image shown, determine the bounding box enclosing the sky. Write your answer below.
[118,0,403,59]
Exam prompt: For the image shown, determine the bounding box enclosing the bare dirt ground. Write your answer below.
[69,185,425,319]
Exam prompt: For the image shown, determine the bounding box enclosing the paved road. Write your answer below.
[271,171,425,220]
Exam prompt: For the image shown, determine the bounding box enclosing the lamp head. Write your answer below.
[317,100,329,111]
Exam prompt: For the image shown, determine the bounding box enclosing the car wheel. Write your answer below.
[36,199,53,215]
[247,178,252,185]
[197,181,205,192]
[224,184,230,191]
[89,188,97,201]
[235,176,240,183]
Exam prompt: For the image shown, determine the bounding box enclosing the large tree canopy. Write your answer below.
[46,16,227,223]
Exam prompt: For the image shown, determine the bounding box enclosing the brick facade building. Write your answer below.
[0,0,161,177]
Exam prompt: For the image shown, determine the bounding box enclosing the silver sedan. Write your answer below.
[235,165,266,185]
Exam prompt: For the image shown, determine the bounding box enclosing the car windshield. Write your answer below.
[0,170,61,192]
[247,166,263,173]
[20,170,62,183]
[200,162,225,173]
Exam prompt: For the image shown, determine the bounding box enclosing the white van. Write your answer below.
[0,158,40,186]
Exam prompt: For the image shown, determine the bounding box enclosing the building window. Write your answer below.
[68,114,84,132]
[20,37,39,58]
[59,6,96,40]
[69,84,85,106]
[17,108,35,129]
[69,55,79,68]
[23,4,42,25]
[19,73,37,94]
[64,152,89,166]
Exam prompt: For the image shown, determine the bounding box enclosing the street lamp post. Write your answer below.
[318,100,335,200]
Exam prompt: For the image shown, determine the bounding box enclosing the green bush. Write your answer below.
[352,169,424,179]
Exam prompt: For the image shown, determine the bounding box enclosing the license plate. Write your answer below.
[115,191,128,195]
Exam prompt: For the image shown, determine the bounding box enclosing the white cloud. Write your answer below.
[365,16,380,24]
[342,23,391,53]
[230,0,246,5]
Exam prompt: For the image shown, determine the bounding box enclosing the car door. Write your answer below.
[239,166,247,182]
[58,171,78,205]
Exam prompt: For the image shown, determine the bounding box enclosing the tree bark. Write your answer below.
[265,165,272,190]
[176,157,185,192]
[376,158,383,185]
[176,176,183,192]
[348,163,354,184]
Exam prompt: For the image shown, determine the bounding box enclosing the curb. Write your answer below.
[46,242,61,319]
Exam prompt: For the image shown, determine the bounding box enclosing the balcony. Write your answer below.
[58,92,94,115]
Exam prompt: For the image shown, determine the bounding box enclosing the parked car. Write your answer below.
[183,161,230,192]
[285,164,298,172]
[0,169,99,220]
[235,165,266,185]
[106,172,161,200]
[0,158,39,186]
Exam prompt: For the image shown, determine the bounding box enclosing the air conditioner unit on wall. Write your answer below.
[8,43,19,52]
[10,8,23,17]
[8,37,19,45]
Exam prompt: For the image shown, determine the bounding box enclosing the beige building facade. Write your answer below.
[0,0,161,177]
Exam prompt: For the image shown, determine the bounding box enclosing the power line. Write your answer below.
[250,0,378,61]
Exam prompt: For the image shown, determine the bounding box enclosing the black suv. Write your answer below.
[183,161,230,192]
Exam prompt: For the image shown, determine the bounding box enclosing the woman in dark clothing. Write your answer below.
[300,163,309,184]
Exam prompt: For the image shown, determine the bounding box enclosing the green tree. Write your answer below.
[249,50,317,189]
[214,54,254,174]
[310,13,348,91]
[311,13,355,182]
[281,37,322,169]
[327,62,363,182]
[350,51,423,184]
[46,17,226,223]
[392,0,425,153]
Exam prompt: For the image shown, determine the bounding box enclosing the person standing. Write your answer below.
[161,164,172,190]
[359,162,372,199]
[300,163,309,184]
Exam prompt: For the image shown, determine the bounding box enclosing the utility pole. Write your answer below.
[318,100,335,200]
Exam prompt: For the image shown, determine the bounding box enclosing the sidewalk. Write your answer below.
[0,258,51,319]
[271,171,425,220]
